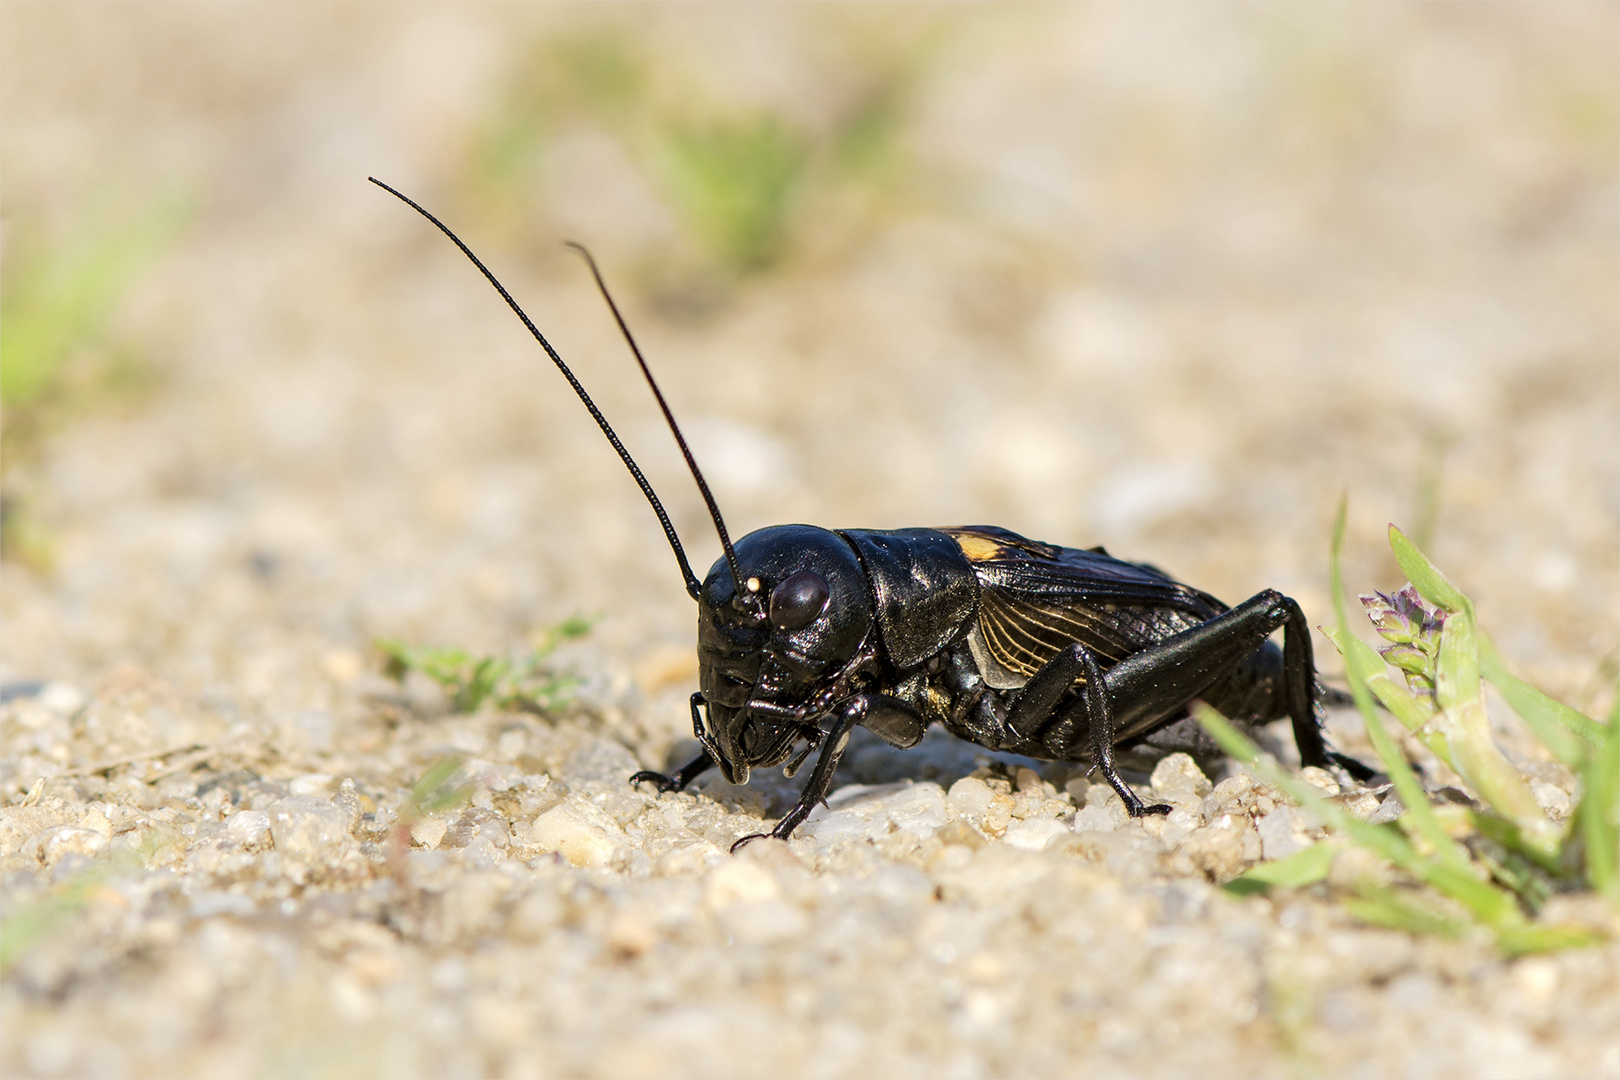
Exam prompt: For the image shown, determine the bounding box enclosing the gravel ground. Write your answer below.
[3,6,1617,1078]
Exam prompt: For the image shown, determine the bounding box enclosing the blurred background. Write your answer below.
[3,4,1616,732]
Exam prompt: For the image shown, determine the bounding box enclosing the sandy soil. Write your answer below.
[2,5,1616,1078]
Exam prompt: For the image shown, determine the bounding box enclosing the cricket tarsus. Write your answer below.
[630,751,714,793]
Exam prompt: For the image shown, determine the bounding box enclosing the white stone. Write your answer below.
[718,898,808,945]
[1256,806,1308,860]
[288,773,335,796]
[869,783,948,836]
[864,864,936,905]
[38,682,86,716]
[0,807,65,856]
[1074,798,1125,832]
[41,826,108,866]
[410,816,449,849]
[78,808,113,840]
[225,810,272,850]
[1367,794,1405,825]
[189,891,256,918]
[267,797,350,868]
[1530,780,1572,820]
[655,841,724,877]
[1001,817,1070,852]
[1300,767,1341,797]
[797,807,875,845]
[1155,808,1202,848]
[947,776,995,819]
[799,781,948,844]
[1150,753,1212,803]
[1202,774,1259,821]
[526,804,618,868]
[1512,957,1561,1001]
[705,859,780,909]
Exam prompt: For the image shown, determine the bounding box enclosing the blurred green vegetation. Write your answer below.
[0,832,160,975]
[403,755,474,820]
[377,614,592,716]
[658,116,810,273]
[465,24,934,280]
[1,191,189,447]
[1,189,191,565]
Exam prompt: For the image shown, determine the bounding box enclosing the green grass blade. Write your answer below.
[535,614,593,655]
[660,115,810,272]
[1388,524,1474,619]
[1577,707,1618,903]
[1196,706,1411,877]
[0,877,98,974]
[1337,674,1477,877]
[406,756,471,817]
[1,191,190,408]
[1342,884,1469,938]
[1225,842,1338,895]
[1478,636,1602,759]
[1434,608,1481,712]
[1432,625,1557,850]
[1493,923,1608,956]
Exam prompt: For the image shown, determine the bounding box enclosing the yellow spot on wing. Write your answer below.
[950,533,1004,562]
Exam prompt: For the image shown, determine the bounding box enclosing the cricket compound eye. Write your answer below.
[769,571,830,630]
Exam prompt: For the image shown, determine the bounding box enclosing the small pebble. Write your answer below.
[288,773,335,797]
[947,776,995,820]
[719,899,808,946]
[801,782,947,843]
[1002,817,1070,851]
[40,826,108,867]
[1530,780,1572,820]
[189,891,256,919]
[410,815,449,849]
[1151,753,1213,806]
[38,683,86,717]
[267,797,349,880]
[1074,791,1126,832]
[1367,794,1405,825]
[225,810,272,850]
[705,859,780,909]
[1301,766,1341,797]
[1256,806,1308,861]
[526,804,617,868]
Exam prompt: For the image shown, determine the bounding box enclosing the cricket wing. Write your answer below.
[941,526,1225,681]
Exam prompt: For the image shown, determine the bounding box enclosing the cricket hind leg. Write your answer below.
[1023,590,1376,800]
[1191,595,1377,782]
[1278,598,1377,781]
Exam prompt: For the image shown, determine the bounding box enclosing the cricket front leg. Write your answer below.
[731,695,870,853]
[630,692,718,791]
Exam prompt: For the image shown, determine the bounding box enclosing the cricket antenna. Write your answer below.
[369,177,706,601]
[563,242,755,612]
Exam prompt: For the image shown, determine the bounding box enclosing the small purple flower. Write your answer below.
[1360,584,1444,693]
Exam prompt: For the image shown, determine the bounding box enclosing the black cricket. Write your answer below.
[373,178,1372,851]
